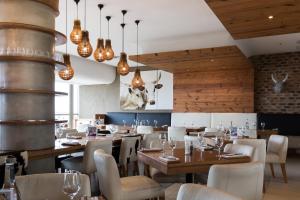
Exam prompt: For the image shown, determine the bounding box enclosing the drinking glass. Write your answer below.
[261,122,266,131]
[159,133,167,157]
[215,136,224,158]
[197,132,204,151]
[122,120,126,127]
[63,171,81,200]
[169,137,176,156]
[153,120,158,128]
[146,120,150,126]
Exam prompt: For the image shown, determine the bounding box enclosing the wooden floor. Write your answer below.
[165,154,300,200]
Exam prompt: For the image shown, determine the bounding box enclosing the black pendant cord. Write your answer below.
[74,0,80,20]
[66,0,68,54]
[135,20,140,68]
[106,16,111,39]
[98,4,104,38]
[121,10,127,52]
[84,0,87,30]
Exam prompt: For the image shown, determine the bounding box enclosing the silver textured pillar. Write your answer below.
[0,0,63,150]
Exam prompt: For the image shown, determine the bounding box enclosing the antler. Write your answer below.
[271,73,277,83]
[282,73,288,82]
[152,71,162,84]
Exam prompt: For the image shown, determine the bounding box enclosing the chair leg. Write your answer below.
[269,163,275,178]
[134,161,139,175]
[280,163,288,183]
[124,164,128,177]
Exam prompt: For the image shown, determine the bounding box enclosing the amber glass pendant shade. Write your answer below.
[105,39,114,60]
[70,19,82,44]
[117,52,130,76]
[59,54,74,80]
[131,68,145,89]
[94,38,106,62]
[77,30,93,57]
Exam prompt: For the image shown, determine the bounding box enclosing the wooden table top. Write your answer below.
[257,129,278,136]
[28,135,123,161]
[138,147,251,175]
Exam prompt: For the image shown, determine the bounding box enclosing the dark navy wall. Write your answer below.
[106,112,171,127]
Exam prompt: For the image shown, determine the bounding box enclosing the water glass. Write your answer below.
[159,133,167,157]
[261,122,266,131]
[63,170,81,200]
[169,137,176,156]
[215,136,224,157]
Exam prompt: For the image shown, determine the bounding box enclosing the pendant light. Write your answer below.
[70,0,82,44]
[131,20,144,90]
[117,10,130,76]
[59,0,74,81]
[77,0,93,57]
[93,4,106,62]
[104,16,115,60]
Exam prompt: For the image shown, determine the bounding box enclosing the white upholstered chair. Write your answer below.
[61,139,112,195]
[94,149,164,200]
[119,136,141,176]
[141,133,160,149]
[207,162,264,200]
[137,125,154,134]
[16,173,91,200]
[224,144,254,158]
[233,139,266,163]
[177,184,242,200]
[168,127,186,141]
[266,135,288,183]
[61,139,112,174]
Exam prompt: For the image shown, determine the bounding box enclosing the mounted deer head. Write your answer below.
[271,73,288,94]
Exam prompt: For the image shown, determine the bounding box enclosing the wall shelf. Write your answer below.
[0,88,68,96]
[0,120,68,125]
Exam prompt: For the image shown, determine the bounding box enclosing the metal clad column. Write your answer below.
[0,0,64,150]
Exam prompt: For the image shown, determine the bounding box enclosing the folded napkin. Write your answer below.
[221,154,247,159]
[159,155,180,163]
[61,141,80,146]
[66,135,82,139]
[140,148,162,152]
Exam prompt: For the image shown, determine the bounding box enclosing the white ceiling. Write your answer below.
[55,0,300,84]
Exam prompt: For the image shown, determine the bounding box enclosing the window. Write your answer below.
[55,82,79,128]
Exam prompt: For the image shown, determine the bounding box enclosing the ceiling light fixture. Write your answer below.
[70,0,82,44]
[117,10,130,76]
[104,16,115,60]
[268,15,274,20]
[59,0,74,80]
[131,20,145,90]
[94,4,106,62]
[77,0,93,57]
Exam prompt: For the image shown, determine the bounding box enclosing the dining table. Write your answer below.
[138,144,251,183]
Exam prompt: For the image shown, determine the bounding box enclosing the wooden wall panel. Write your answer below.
[129,46,254,113]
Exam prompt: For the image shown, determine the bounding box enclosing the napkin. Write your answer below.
[159,155,180,163]
[140,148,162,152]
[61,141,80,146]
[221,154,247,159]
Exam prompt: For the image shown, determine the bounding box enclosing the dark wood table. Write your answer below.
[138,147,251,183]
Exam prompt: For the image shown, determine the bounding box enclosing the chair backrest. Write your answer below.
[267,135,288,163]
[119,136,141,166]
[94,149,121,200]
[233,139,266,163]
[168,127,186,141]
[137,126,154,134]
[83,139,112,174]
[142,133,159,149]
[224,144,254,158]
[16,173,91,200]
[177,184,242,200]
[207,162,264,200]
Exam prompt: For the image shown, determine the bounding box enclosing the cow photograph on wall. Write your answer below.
[120,70,173,110]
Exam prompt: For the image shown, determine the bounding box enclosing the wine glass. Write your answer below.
[197,132,204,151]
[215,136,224,158]
[169,137,176,156]
[159,133,167,157]
[146,120,150,126]
[153,120,158,128]
[63,171,81,200]
[261,122,266,131]
[122,120,126,127]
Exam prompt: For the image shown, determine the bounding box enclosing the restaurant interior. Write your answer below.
[0,0,300,199]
